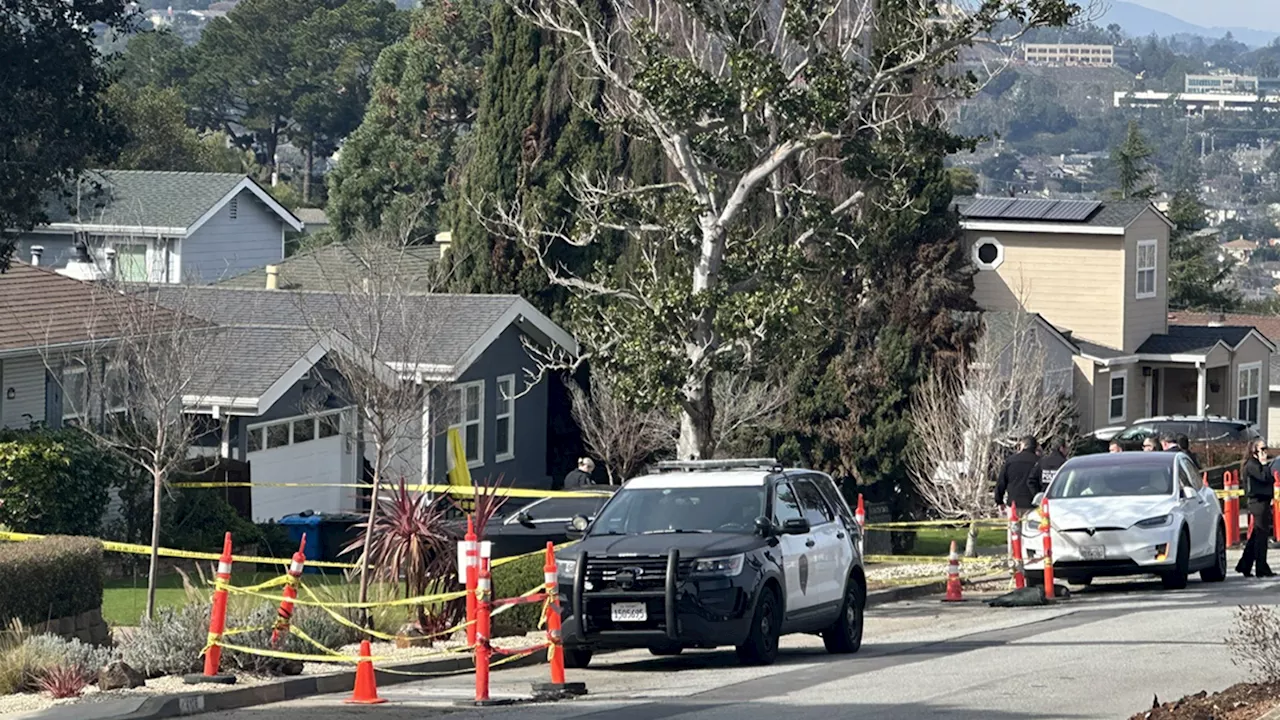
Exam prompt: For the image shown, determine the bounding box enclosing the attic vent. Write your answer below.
[229,197,238,220]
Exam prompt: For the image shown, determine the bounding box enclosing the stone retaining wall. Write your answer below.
[29,608,111,646]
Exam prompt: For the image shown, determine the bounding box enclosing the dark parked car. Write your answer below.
[467,488,615,559]
[1084,416,1262,486]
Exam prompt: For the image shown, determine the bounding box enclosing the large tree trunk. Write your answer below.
[145,468,163,620]
[677,374,715,460]
[965,520,980,559]
[302,140,313,205]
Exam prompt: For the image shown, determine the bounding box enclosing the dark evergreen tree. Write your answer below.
[1167,190,1239,311]
[1110,120,1156,200]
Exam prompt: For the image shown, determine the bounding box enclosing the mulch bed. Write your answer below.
[1130,681,1280,720]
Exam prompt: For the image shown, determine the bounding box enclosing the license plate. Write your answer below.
[1080,545,1106,561]
[611,602,647,622]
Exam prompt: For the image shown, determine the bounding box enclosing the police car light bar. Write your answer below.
[655,458,782,472]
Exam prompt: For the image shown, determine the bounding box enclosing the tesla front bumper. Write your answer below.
[1020,524,1180,578]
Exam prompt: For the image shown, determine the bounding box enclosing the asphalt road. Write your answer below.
[204,569,1280,720]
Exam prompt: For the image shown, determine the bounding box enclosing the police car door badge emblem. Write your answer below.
[798,554,809,594]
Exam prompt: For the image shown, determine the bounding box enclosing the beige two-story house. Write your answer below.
[958,197,1274,436]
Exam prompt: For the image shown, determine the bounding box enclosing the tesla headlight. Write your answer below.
[556,558,577,579]
[692,554,745,577]
[1134,514,1173,529]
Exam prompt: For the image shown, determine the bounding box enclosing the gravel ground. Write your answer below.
[0,673,272,718]
[299,630,548,674]
[865,556,1006,584]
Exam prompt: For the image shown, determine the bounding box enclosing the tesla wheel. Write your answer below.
[564,647,594,669]
[823,574,865,654]
[1201,524,1228,583]
[648,644,683,656]
[736,586,781,666]
[1161,530,1190,590]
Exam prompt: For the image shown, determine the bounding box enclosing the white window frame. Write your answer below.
[1136,239,1158,300]
[61,365,89,424]
[972,237,1005,271]
[1238,362,1262,424]
[495,375,515,462]
[452,380,485,468]
[1108,370,1128,424]
[246,408,348,453]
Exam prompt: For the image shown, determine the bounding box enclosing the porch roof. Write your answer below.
[1077,325,1274,366]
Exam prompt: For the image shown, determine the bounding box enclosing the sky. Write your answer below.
[1123,0,1280,33]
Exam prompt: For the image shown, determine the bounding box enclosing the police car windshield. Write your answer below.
[588,486,766,536]
[1048,465,1173,499]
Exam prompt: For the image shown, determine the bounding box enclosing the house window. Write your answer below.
[495,375,515,461]
[266,423,289,449]
[1238,362,1262,424]
[248,427,264,452]
[452,381,484,467]
[972,237,1004,270]
[61,366,88,423]
[318,413,341,439]
[1109,370,1128,423]
[247,409,347,453]
[1136,239,1157,299]
[116,244,149,283]
[103,362,129,426]
[293,418,316,444]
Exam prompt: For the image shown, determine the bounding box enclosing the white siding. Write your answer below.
[250,435,350,522]
[0,356,47,429]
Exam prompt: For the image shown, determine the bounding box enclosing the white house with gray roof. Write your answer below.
[14,170,303,284]
[148,285,577,522]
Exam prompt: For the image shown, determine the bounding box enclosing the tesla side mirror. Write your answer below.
[782,518,811,535]
[1180,485,1197,500]
[1033,492,1045,508]
[754,516,775,537]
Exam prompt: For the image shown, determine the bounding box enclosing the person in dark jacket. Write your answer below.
[562,457,596,490]
[995,436,1040,513]
[1176,434,1201,469]
[1236,439,1274,578]
[1031,438,1069,494]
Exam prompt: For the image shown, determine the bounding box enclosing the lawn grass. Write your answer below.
[904,526,1007,557]
[102,568,355,627]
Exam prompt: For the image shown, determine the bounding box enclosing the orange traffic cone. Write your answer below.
[942,540,964,602]
[345,640,386,705]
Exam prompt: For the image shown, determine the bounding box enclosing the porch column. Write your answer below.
[1196,362,1207,414]
[419,376,433,487]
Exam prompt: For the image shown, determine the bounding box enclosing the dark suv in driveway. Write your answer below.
[555,459,865,668]
[1097,416,1261,485]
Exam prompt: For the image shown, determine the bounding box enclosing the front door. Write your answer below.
[772,482,817,613]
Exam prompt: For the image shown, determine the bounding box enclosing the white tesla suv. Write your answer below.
[1020,451,1227,590]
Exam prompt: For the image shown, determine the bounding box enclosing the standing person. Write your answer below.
[1236,440,1274,578]
[563,457,596,489]
[1108,440,1124,453]
[1176,434,1201,469]
[1159,432,1180,452]
[1031,438,1069,495]
[1142,437,1158,452]
[994,436,1040,513]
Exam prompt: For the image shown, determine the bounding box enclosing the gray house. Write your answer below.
[150,285,577,522]
[14,170,303,284]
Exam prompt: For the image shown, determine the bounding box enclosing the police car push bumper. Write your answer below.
[559,549,765,649]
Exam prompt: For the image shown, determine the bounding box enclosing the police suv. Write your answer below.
[555,459,865,667]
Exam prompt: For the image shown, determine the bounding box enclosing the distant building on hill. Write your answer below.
[1019,43,1130,68]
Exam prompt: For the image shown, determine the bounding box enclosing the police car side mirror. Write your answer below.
[565,514,589,539]
[782,518,811,535]
[517,511,535,528]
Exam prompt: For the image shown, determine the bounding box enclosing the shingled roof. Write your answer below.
[217,243,442,291]
[955,197,1164,230]
[44,170,302,233]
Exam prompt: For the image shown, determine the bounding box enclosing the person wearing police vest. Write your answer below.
[1236,439,1275,578]
[1031,438,1068,495]
[994,435,1040,513]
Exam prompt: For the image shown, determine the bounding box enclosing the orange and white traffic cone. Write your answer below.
[1041,497,1056,600]
[271,534,307,646]
[1009,504,1026,590]
[345,639,386,705]
[942,541,964,602]
[184,532,236,685]
[531,542,587,700]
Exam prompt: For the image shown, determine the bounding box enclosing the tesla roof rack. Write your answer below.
[654,458,783,473]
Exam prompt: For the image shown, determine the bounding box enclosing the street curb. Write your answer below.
[20,651,546,720]
[1256,704,1280,720]
[867,572,1011,607]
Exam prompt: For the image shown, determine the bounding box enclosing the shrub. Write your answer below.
[0,620,57,695]
[0,536,103,627]
[37,665,88,698]
[0,428,133,536]
[161,489,261,553]
[490,552,548,638]
[1231,605,1280,680]
[120,599,364,678]
[22,635,116,681]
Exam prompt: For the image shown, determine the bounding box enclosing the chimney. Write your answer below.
[104,247,117,278]
[30,245,43,266]
[434,230,452,258]
[265,264,279,290]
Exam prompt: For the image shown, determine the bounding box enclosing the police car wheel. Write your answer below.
[564,647,594,669]
[823,574,865,654]
[735,586,781,666]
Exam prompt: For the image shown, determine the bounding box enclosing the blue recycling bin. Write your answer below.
[278,512,324,573]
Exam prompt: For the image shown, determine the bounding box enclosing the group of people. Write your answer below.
[1106,432,1200,466]
[993,435,1069,514]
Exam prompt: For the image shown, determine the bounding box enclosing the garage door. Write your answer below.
[247,409,355,522]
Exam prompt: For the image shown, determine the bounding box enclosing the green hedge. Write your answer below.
[491,552,547,637]
[0,536,103,625]
[0,428,134,536]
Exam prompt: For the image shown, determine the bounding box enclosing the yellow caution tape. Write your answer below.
[0,530,364,569]
[171,481,607,499]
[295,581,473,642]
[862,519,1007,530]
[221,580,468,609]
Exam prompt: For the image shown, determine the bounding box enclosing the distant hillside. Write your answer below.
[1103,1,1279,47]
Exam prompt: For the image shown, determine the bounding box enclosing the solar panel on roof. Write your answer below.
[1005,199,1055,219]
[1042,200,1101,222]
[961,197,1016,218]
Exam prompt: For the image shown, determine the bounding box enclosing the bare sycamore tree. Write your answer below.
[292,220,461,611]
[569,377,676,484]
[484,0,1089,460]
[36,279,233,619]
[712,374,790,458]
[908,311,1074,557]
